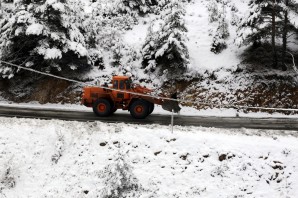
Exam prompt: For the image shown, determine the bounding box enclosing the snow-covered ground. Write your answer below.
[0,117,297,197]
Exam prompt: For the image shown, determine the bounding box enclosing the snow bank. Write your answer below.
[0,117,297,197]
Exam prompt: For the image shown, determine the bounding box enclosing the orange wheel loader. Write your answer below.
[81,76,181,119]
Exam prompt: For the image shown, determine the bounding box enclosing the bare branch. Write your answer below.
[286,33,296,38]
[286,51,298,74]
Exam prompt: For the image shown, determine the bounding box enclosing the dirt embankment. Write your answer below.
[178,70,298,114]
[0,68,297,115]
[0,77,81,104]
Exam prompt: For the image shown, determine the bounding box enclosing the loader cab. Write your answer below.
[111,76,132,100]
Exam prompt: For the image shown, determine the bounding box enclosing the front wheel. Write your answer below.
[93,98,111,117]
[148,102,154,115]
[129,100,150,119]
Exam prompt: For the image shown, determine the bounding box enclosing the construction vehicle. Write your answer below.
[81,76,181,119]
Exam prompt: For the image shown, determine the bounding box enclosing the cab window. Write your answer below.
[113,80,118,89]
[125,80,131,89]
[119,80,125,90]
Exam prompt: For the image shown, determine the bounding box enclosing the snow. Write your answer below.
[26,23,44,35]
[123,21,148,47]
[51,2,65,12]
[44,48,62,60]
[67,41,88,57]
[0,117,297,197]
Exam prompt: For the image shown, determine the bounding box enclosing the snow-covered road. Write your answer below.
[0,117,297,197]
[0,104,298,131]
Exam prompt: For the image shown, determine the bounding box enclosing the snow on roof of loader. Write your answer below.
[112,76,130,80]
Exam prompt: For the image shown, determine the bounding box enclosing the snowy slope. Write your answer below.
[121,0,251,73]
[185,0,244,72]
[80,0,253,83]
[0,117,298,197]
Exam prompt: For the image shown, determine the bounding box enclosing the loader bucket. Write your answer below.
[161,93,181,113]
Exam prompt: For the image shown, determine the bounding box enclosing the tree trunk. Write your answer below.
[282,0,289,71]
[272,0,278,68]
[0,0,3,19]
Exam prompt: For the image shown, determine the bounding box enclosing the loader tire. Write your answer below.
[130,100,150,119]
[110,107,117,115]
[148,102,154,115]
[109,101,117,115]
[93,98,111,117]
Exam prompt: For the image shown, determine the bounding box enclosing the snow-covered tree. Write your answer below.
[211,1,229,54]
[236,0,285,68]
[281,0,298,68]
[236,0,298,69]
[83,0,138,70]
[230,3,239,26]
[236,0,275,47]
[141,24,158,73]
[0,0,96,78]
[0,2,17,78]
[210,33,227,54]
[207,0,219,23]
[100,150,141,198]
[117,0,158,14]
[142,0,189,80]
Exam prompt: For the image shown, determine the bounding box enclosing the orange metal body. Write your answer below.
[81,76,163,110]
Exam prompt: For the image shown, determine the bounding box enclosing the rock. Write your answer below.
[83,190,89,194]
[180,153,189,160]
[203,154,210,158]
[219,154,227,161]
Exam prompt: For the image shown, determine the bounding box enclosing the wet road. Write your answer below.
[0,105,297,131]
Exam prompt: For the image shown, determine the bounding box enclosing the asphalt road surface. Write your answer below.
[0,105,297,131]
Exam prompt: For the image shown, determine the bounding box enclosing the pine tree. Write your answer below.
[230,3,239,26]
[207,0,219,23]
[142,0,189,80]
[117,0,158,14]
[84,0,138,69]
[281,0,298,69]
[0,0,92,78]
[0,1,18,78]
[236,0,298,69]
[101,150,141,198]
[141,24,158,74]
[236,0,285,68]
[211,1,229,54]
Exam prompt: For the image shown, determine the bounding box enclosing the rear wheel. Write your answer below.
[93,98,111,117]
[129,100,150,119]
